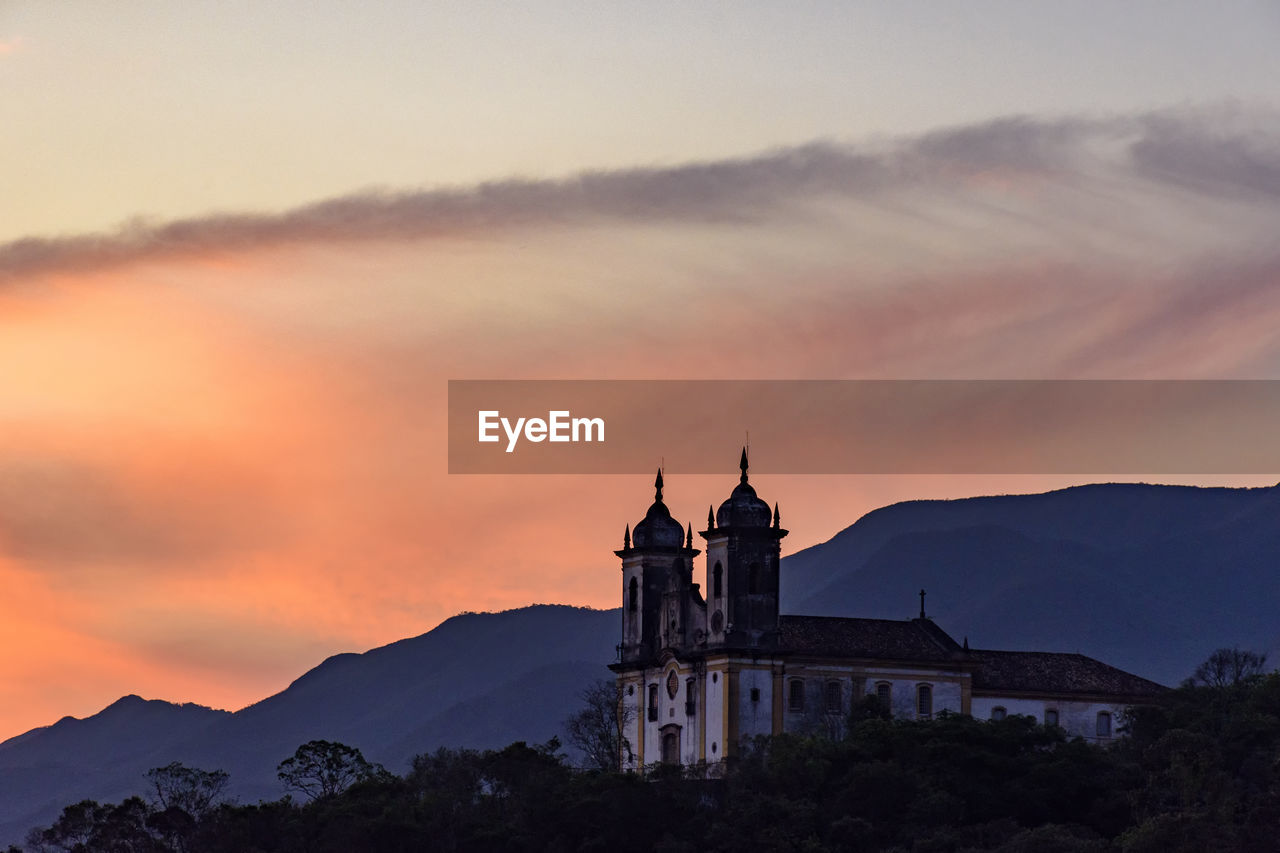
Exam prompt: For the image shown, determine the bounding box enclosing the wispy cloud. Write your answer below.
[4,105,1277,284]
[3,103,1280,740]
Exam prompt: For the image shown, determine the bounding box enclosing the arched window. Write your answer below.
[1045,709,1059,727]
[685,678,696,716]
[647,684,658,722]
[825,680,843,714]
[1096,711,1112,738]
[917,684,933,720]
[789,678,805,712]
[748,563,761,595]
[628,577,638,613]
[875,682,892,708]
[712,562,723,597]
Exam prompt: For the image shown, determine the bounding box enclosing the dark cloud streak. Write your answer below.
[2,106,1277,283]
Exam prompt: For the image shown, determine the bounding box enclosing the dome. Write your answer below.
[632,470,685,549]
[715,448,773,529]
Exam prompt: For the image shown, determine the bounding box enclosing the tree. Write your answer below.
[277,740,386,802]
[144,762,229,819]
[563,679,634,772]
[1188,647,1268,689]
[26,797,162,853]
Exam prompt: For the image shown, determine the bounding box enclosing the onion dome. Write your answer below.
[632,469,685,548]
[715,447,772,528]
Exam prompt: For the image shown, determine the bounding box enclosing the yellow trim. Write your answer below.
[701,671,711,758]
[772,666,784,734]
[637,680,646,765]
[725,668,739,758]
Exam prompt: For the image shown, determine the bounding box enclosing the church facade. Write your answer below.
[609,452,1165,769]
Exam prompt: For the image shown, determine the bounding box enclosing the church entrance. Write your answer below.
[660,728,680,764]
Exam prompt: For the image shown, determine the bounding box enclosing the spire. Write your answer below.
[623,524,630,549]
[772,502,780,529]
[739,446,749,484]
[707,505,715,530]
[963,636,970,652]
[686,523,693,548]
[654,468,664,502]
[919,588,927,619]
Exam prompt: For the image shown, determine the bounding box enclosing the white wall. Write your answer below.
[971,696,1125,743]
[861,668,963,719]
[737,668,774,740]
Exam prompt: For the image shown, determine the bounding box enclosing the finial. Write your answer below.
[963,636,969,652]
[686,523,693,548]
[919,588,926,619]
[624,524,630,549]
[654,468,664,501]
[739,446,749,483]
[707,505,715,530]
[773,502,780,529]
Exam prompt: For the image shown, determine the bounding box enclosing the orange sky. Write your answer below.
[3,109,1280,740]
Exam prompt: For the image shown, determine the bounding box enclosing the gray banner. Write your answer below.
[447,380,1280,474]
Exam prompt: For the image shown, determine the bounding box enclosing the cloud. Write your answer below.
[0,38,22,55]
[1131,106,1280,199]
[5,102,1280,740]
[4,104,1277,285]
[0,455,289,568]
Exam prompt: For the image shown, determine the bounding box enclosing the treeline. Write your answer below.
[16,669,1280,852]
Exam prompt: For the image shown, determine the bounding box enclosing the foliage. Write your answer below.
[275,739,387,802]
[562,679,635,771]
[144,763,229,819]
[20,650,1280,852]
[1186,647,1268,689]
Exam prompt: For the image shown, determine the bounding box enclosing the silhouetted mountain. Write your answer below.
[0,605,617,844]
[6,482,1280,843]
[0,696,230,845]
[785,482,1280,684]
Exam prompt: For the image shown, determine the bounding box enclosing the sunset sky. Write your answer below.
[3,2,1280,740]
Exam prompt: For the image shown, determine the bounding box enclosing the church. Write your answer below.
[609,451,1165,769]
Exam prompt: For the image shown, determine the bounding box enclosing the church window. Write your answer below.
[1045,709,1059,727]
[991,706,1006,721]
[789,679,805,712]
[666,670,679,699]
[917,684,932,720]
[825,680,842,713]
[750,687,760,702]
[1096,711,1112,738]
[628,577,638,612]
[713,562,722,597]
[875,682,892,708]
[685,678,696,716]
[748,563,761,595]
[647,684,658,722]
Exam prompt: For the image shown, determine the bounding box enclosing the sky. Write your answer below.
[2,1,1280,740]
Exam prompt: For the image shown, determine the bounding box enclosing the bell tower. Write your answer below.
[616,470,700,663]
[700,448,787,649]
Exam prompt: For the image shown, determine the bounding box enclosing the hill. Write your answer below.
[7,482,1280,842]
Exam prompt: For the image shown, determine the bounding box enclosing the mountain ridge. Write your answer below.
[5,482,1280,844]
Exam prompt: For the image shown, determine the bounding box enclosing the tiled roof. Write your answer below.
[777,615,1166,699]
[969,649,1166,698]
[779,615,964,662]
